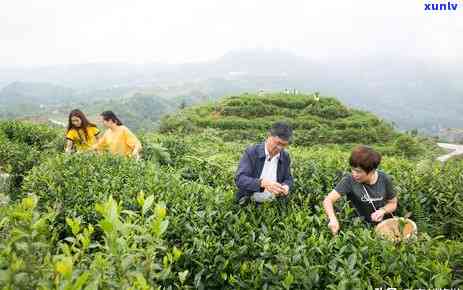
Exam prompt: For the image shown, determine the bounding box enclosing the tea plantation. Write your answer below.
[0,93,462,289]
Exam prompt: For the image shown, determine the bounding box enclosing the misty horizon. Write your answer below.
[1,0,461,66]
[1,0,462,139]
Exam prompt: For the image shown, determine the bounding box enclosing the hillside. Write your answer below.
[160,93,439,158]
[0,93,461,289]
[1,51,462,134]
[59,94,179,133]
[0,81,211,132]
[0,81,74,104]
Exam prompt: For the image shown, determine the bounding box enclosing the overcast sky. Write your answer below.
[1,0,461,66]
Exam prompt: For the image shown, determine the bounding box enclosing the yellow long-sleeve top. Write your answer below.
[94,125,142,157]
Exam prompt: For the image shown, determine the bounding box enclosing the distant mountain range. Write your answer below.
[0,49,461,135]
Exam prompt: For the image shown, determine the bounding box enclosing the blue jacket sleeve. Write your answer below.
[282,155,293,191]
[235,148,261,193]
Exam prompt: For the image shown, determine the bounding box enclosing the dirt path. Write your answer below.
[437,143,463,162]
[49,118,66,127]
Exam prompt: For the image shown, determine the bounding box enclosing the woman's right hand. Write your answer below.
[328,218,340,235]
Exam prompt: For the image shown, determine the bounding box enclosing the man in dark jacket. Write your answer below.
[235,122,294,204]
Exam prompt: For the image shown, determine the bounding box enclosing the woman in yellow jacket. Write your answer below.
[65,109,100,153]
[92,111,142,159]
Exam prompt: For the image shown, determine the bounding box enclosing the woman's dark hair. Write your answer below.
[349,145,381,173]
[67,109,96,140]
[101,111,123,126]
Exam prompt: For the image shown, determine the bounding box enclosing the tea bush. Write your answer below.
[0,194,191,289]
[0,120,63,192]
[140,133,193,165]
[2,187,463,289]
[0,139,42,190]
[1,93,462,288]
[0,194,58,289]
[0,120,60,150]
[22,153,197,227]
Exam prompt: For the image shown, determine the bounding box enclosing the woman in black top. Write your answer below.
[323,145,398,235]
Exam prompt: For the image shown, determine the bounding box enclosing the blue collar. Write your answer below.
[257,142,266,159]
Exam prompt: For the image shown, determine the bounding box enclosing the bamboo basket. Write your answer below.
[375,217,417,242]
